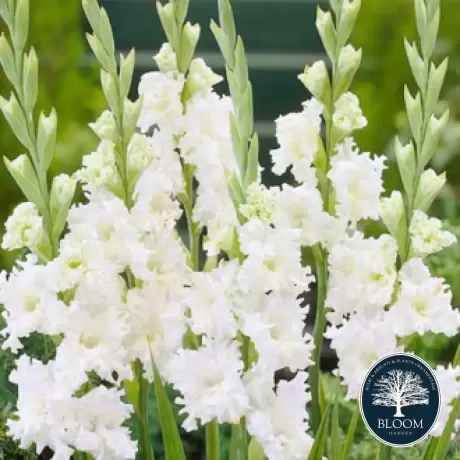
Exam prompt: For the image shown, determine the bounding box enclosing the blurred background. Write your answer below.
[0,0,459,458]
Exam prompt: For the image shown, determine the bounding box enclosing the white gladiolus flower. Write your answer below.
[240,183,276,223]
[154,43,177,72]
[237,218,313,295]
[298,60,329,99]
[245,370,314,460]
[186,260,240,340]
[332,91,367,135]
[127,133,156,173]
[2,202,43,251]
[77,140,121,192]
[430,365,460,436]
[271,98,323,184]
[187,58,223,94]
[325,314,402,400]
[0,256,67,352]
[123,283,186,380]
[386,258,460,337]
[166,340,249,431]
[89,109,117,142]
[326,231,398,324]
[240,292,313,372]
[7,356,137,460]
[328,138,386,224]
[410,210,456,257]
[137,71,184,133]
[273,183,339,247]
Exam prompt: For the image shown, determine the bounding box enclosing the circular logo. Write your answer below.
[360,353,440,447]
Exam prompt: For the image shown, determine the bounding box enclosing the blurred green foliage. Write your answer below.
[0,0,103,270]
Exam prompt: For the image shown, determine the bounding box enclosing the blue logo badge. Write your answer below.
[360,353,440,447]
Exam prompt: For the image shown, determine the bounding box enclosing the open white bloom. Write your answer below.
[328,138,386,224]
[137,71,184,133]
[8,356,137,460]
[240,183,276,223]
[186,260,240,341]
[0,256,67,352]
[326,231,398,324]
[187,58,223,94]
[237,218,313,295]
[386,258,460,337]
[77,140,121,192]
[89,109,116,142]
[245,370,314,460]
[431,365,460,436]
[2,202,43,251]
[123,283,186,379]
[273,183,339,247]
[410,210,456,257]
[166,340,249,431]
[332,91,367,135]
[240,291,313,372]
[325,314,401,400]
[127,133,156,174]
[271,98,323,184]
[54,301,130,385]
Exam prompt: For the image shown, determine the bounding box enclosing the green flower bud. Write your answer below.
[337,0,361,48]
[123,97,143,142]
[316,8,336,61]
[298,60,331,104]
[335,45,361,99]
[425,59,448,116]
[23,47,38,112]
[404,87,423,146]
[13,0,29,54]
[0,93,33,151]
[178,22,200,72]
[119,49,135,100]
[414,169,446,212]
[157,2,179,50]
[404,40,424,90]
[87,33,116,75]
[100,69,120,118]
[50,174,76,240]
[4,154,44,211]
[419,109,449,169]
[379,191,406,254]
[0,34,17,86]
[37,108,58,172]
[395,137,416,200]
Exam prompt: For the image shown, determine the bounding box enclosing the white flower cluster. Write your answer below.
[1,45,317,460]
[271,70,460,433]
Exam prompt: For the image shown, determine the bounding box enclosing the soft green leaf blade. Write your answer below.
[149,347,186,460]
[433,396,460,460]
[377,443,392,460]
[421,437,438,460]
[308,403,331,460]
[229,422,247,460]
[342,404,360,460]
[331,399,341,460]
[248,438,265,460]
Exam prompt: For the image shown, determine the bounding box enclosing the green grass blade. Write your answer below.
[331,398,341,460]
[308,403,331,460]
[377,443,392,460]
[342,404,360,460]
[434,396,460,460]
[149,347,186,460]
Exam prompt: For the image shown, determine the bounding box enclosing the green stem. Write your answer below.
[206,419,220,460]
[309,245,328,434]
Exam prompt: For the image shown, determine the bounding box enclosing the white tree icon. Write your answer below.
[371,369,429,417]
